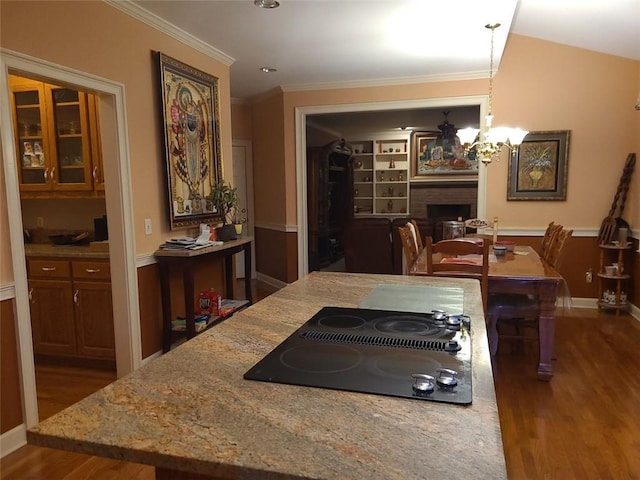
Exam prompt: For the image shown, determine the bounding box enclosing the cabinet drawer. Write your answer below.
[72,260,110,280]
[28,259,71,278]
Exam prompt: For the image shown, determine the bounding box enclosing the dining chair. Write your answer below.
[424,237,489,311]
[545,228,573,268]
[540,221,563,261]
[486,228,573,356]
[397,224,419,275]
[409,219,424,252]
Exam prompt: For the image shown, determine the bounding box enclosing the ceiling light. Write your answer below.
[260,67,277,73]
[457,24,528,166]
[254,0,280,8]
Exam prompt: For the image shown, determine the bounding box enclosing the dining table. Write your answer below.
[410,243,565,380]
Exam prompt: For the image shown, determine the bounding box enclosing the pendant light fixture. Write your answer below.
[457,24,528,165]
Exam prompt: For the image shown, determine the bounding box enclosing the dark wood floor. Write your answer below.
[2,282,639,479]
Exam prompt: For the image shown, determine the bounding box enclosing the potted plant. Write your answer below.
[210,180,238,241]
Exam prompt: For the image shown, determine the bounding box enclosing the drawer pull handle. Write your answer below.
[43,169,48,181]
[74,290,79,304]
[51,167,56,184]
[29,288,33,301]
[41,267,57,272]
[85,268,101,273]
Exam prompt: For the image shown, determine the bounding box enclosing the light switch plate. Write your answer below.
[144,218,152,235]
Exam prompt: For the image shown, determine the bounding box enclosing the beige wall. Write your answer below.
[0,1,233,256]
[231,102,253,141]
[259,34,639,232]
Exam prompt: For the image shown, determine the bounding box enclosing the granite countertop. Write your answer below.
[28,271,506,479]
[24,243,109,259]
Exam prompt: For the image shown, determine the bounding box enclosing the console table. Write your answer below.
[154,237,253,352]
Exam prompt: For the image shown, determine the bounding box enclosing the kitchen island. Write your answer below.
[28,271,506,479]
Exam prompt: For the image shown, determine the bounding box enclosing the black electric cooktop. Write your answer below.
[244,306,472,405]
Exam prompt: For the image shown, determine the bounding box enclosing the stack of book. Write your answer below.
[159,237,223,251]
[171,314,212,332]
[170,299,250,332]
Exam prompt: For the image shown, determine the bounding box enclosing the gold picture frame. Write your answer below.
[411,130,479,177]
[156,52,223,229]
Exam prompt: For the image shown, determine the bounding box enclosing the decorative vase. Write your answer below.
[216,224,237,242]
[529,169,543,188]
[234,223,243,236]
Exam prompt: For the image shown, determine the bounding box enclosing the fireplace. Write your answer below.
[427,204,471,221]
[409,182,478,220]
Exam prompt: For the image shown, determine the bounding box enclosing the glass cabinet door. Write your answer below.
[49,86,92,190]
[12,84,49,188]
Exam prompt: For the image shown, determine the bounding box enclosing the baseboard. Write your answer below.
[571,297,599,309]
[255,272,288,289]
[571,297,639,322]
[141,350,162,366]
[0,424,26,458]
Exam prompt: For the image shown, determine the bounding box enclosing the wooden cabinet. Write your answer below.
[307,146,350,270]
[597,243,632,314]
[9,75,103,198]
[351,135,410,217]
[28,257,114,360]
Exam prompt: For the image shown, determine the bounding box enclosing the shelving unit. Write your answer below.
[351,134,410,217]
[9,75,102,197]
[597,243,632,314]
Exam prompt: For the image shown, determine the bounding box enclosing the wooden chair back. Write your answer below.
[409,219,424,252]
[397,224,419,275]
[545,228,573,268]
[540,222,563,260]
[425,237,489,310]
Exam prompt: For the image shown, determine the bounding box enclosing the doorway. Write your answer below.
[232,140,255,279]
[1,50,141,430]
[296,96,489,278]
[9,72,116,420]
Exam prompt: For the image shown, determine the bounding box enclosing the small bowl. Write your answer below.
[495,240,515,252]
[493,245,507,257]
[604,265,616,275]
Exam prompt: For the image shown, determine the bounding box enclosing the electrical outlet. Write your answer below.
[36,217,44,228]
[586,269,593,283]
[144,218,152,235]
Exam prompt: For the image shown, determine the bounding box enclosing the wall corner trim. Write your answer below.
[104,0,235,66]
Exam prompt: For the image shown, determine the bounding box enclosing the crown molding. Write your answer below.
[281,70,488,93]
[104,0,234,66]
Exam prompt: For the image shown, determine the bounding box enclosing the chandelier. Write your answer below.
[457,24,528,165]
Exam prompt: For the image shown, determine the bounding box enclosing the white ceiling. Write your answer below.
[126,0,639,101]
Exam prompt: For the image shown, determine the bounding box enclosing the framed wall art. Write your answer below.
[507,130,570,200]
[156,51,223,229]
[411,130,479,177]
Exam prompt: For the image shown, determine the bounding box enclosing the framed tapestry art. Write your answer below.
[507,130,570,201]
[411,130,479,177]
[156,52,223,229]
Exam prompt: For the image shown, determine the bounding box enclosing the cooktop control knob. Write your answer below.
[411,374,435,394]
[435,368,458,388]
[444,340,461,353]
[445,315,462,330]
[431,309,447,326]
